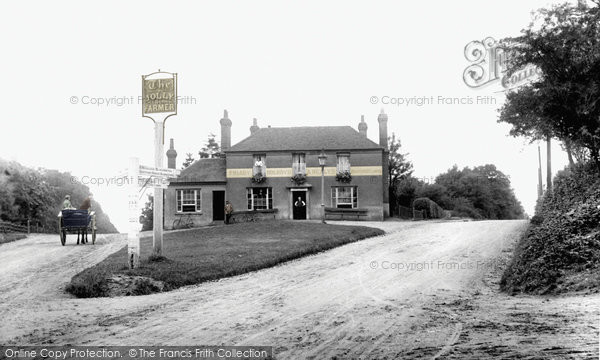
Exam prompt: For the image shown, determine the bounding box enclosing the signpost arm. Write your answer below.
[153,121,165,256]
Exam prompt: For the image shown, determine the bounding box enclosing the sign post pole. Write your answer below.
[142,70,177,258]
[153,121,165,256]
[127,157,141,269]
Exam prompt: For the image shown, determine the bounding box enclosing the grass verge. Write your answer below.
[0,233,27,245]
[67,221,384,298]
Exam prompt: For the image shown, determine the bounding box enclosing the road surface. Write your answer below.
[0,221,598,358]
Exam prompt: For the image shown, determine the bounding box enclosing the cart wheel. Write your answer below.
[60,230,66,246]
[92,229,96,245]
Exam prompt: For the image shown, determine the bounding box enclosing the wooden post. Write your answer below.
[537,145,543,199]
[27,219,30,234]
[153,122,165,256]
[128,157,141,269]
[321,166,325,223]
[546,135,552,192]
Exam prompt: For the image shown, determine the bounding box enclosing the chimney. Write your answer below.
[166,138,177,169]
[358,115,368,137]
[250,118,260,135]
[377,109,388,150]
[220,109,232,151]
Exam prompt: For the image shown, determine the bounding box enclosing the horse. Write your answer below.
[77,197,92,245]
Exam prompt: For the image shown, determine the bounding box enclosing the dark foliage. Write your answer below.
[394,164,524,220]
[501,162,600,294]
[0,159,117,233]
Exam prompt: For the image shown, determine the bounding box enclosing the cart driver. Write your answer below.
[62,195,75,210]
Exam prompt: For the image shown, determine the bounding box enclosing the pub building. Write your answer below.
[164,110,390,228]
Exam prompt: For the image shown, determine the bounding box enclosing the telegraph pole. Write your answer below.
[546,135,552,192]
[537,144,543,199]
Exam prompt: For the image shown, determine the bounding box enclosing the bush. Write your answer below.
[413,197,447,219]
[130,278,162,295]
[501,162,600,294]
[66,268,110,298]
[530,214,544,225]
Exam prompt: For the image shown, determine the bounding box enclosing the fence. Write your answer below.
[0,220,29,234]
[397,205,413,219]
[412,209,425,220]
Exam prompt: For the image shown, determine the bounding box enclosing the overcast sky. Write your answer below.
[0,0,569,231]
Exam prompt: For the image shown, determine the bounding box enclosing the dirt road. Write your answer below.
[1,221,598,358]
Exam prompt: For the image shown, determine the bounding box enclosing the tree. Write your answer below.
[499,1,600,172]
[436,164,524,219]
[139,194,153,231]
[0,159,118,233]
[388,133,414,215]
[182,153,195,169]
[199,134,221,159]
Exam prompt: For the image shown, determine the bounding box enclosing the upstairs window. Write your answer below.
[176,189,202,212]
[292,153,306,175]
[331,186,358,209]
[247,188,273,210]
[337,153,351,173]
[253,154,266,176]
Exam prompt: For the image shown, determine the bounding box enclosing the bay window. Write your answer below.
[247,187,273,210]
[331,186,358,208]
[176,189,202,212]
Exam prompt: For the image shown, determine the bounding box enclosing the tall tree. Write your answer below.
[198,134,221,159]
[388,133,414,215]
[182,153,195,169]
[139,195,153,231]
[499,1,600,172]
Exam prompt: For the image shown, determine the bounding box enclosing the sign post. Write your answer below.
[127,157,141,269]
[142,70,177,256]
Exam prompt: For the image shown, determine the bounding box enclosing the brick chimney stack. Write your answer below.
[358,115,368,137]
[220,109,232,151]
[166,138,177,169]
[377,109,388,150]
[250,118,260,135]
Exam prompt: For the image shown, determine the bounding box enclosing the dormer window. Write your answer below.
[253,154,266,176]
[292,153,306,175]
[336,153,350,173]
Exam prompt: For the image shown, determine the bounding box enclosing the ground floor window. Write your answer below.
[331,186,358,208]
[176,189,202,212]
[247,187,273,210]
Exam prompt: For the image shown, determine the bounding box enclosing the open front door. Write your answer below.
[292,191,307,220]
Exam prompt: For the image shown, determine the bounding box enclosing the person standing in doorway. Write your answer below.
[294,196,306,208]
[224,200,233,224]
[294,196,306,219]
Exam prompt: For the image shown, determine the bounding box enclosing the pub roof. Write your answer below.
[227,126,382,152]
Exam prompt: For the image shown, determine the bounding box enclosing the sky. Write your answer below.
[0,0,570,232]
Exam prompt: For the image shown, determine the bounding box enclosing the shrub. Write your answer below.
[130,278,162,295]
[530,214,544,225]
[413,197,447,219]
[65,267,110,298]
[501,162,600,294]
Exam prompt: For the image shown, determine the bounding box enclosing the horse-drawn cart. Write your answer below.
[58,210,96,246]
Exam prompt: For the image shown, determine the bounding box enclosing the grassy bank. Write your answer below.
[500,163,600,294]
[67,221,384,298]
[0,233,27,245]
